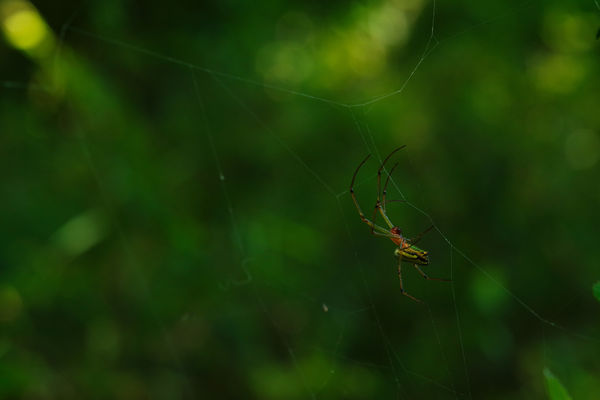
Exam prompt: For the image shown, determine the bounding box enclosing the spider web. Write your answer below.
[2,0,599,398]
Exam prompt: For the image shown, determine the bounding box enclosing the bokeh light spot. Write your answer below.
[368,1,409,48]
[53,210,107,256]
[1,5,48,51]
[530,53,586,94]
[542,9,595,53]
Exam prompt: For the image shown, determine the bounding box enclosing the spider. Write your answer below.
[349,146,449,302]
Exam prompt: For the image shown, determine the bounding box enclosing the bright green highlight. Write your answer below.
[593,281,600,302]
[543,368,572,400]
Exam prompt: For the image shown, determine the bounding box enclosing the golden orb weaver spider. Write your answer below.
[349,146,449,302]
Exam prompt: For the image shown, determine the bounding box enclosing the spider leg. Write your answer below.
[381,161,401,215]
[377,146,406,201]
[412,264,451,282]
[370,205,383,236]
[408,225,435,246]
[349,153,397,236]
[369,204,401,240]
[397,253,422,302]
[375,162,400,228]
[377,146,406,226]
[370,230,398,238]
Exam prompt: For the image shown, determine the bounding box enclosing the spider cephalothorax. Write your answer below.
[349,146,448,302]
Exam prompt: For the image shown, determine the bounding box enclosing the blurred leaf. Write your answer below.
[593,281,600,302]
[543,368,572,400]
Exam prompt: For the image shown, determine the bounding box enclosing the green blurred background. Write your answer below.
[1,0,599,398]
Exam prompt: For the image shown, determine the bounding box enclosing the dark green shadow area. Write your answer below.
[1,0,599,398]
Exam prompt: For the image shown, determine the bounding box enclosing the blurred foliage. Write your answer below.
[1,0,600,399]
[544,368,573,400]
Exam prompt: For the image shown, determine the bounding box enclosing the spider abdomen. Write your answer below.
[394,246,429,265]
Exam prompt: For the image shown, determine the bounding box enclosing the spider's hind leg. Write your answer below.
[408,224,435,246]
[397,254,422,303]
[412,264,451,282]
